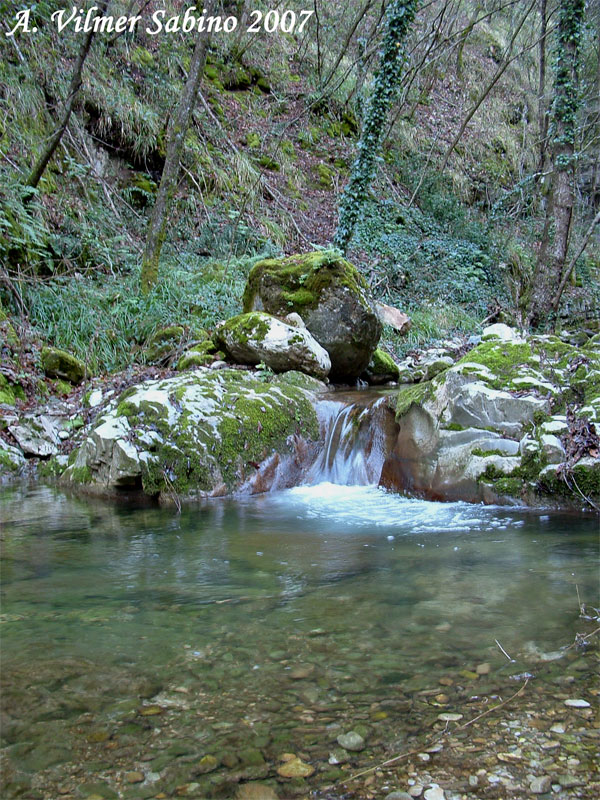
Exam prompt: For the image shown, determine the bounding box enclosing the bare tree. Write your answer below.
[140,9,213,295]
[25,0,110,190]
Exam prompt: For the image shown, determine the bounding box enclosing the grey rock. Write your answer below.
[244,252,381,380]
[8,414,66,457]
[215,311,331,380]
[284,312,306,329]
[337,730,365,751]
[540,433,565,463]
[529,775,552,794]
[482,323,525,342]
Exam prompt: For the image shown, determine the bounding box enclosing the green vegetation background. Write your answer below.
[0,0,598,377]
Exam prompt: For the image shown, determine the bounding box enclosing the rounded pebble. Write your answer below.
[564,699,590,708]
[337,731,365,751]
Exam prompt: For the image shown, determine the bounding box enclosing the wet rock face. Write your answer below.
[382,327,600,507]
[214,311,331,380]
[61,368,324,503]
[243,251,382,381]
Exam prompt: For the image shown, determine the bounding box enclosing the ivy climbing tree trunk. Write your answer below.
[333,0,419,254]
[537,0,549,175]
[25,0,110,190]
[527,0,585,329]
[140,13,213,295]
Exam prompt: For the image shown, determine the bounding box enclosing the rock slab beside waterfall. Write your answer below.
[382,327,600,506]
[61,369,325,503]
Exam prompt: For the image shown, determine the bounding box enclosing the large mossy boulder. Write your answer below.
[61,368,324,503]
[40,347,87,384]
[242,251,382,381]
[214,311,331,380]
[381,327,600,508]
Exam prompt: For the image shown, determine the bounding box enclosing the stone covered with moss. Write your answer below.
[145,325,186,364]
[243,251,382,381]
[0,374,25,406]
[362,348,400,384]
[61,368,324,503]
[214,311,331,380]
[177,340,219,371]
[40,347,87,384]
[381,326,600,508]
[0,442,26,477]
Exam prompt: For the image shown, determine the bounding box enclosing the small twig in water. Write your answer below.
[576,584,584,616]
[564,625,600,652]
[340,678,529,785]
[495,638,515,662]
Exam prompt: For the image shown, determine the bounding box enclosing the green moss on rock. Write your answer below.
[69,465,93,484]
[258,155,280,171]
[271,370,327,392]
[40,346,87,384]
[396,381,433,419]
[370,349,400,379]
[245,132,261,149]
[0,447,22,472]
[69,369,321,501]
[243,251,370,316]
[145,326,185,363]
[316,163,335,188]
[214,312,271,349]
[0,374,25,405]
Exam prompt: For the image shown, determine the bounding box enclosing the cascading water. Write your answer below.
[306,390,397,486]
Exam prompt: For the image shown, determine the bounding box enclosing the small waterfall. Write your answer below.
[306,391,397,487]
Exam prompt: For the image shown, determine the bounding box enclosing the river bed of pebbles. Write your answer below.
[2,623,597,800]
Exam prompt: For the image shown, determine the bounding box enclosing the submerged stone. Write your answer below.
[276,757,314,778]
[337,730,365,751]
[235,784,279,800]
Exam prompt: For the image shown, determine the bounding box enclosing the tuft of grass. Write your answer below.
[383,302,483,360]
[17,255,269,374]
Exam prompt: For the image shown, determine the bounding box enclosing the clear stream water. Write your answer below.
[0,395,598,797]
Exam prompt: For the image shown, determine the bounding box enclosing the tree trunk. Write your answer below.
[333,0,419,254]
[537,0,548,174]
[140,18,212,295]
[25,0,110,190]
[527,0,585,329]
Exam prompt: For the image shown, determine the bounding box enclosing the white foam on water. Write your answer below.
[268,482,513,534]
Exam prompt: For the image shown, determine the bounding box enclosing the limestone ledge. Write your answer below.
[383,326,600,508]
[60,367,325,504]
